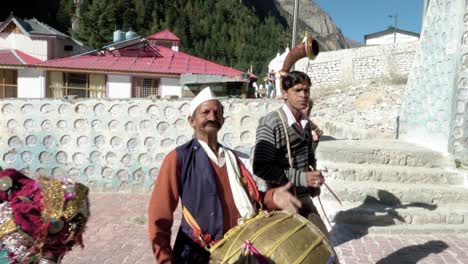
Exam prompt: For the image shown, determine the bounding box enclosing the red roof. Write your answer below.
[35,45,245,78]
[0,49,42,65]
[147,29,181,41]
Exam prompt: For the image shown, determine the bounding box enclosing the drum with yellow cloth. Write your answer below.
[209,210,339,264]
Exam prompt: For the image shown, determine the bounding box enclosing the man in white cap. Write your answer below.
[148,87,301,264]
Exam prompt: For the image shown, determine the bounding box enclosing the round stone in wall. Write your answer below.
[176,136,188,145]
[8,136,22,149]
[108,120,120,131]
[40,103,54,114]
[157,122,170,134]
[222,133,233,146]
[229,103,242,113]
[174,119,187,130]
[125,121,137,134]
[147,104,159,115]
[94,135,105,148]
[140,120,152,132]
[72,152,86,165]
[39,151,52,164]
[133,169,145,183]
[121,154,133,167]
[84,166,95,178]
[3,151,16,164]
[91,120,104,130]
[223,116,233,126]
[240,116,253,127]
[56,151,68,164]
[7,119,19,130]
[138,153,150,166]
[43,135,55,148]
[128,105,142,117]
[161,138,174,149]
[58,104,73,115]
[106,152,117,163]
[77,136,90,148]
[74,119,89,130]
[67,168,80,180]
[21,151,32,163]
[2,103,17,115]
[117,169,129,181]
[155,153,165,162]
[179,103,190,116]
[240,131,252,143]
[36,168,47,177]
[21,104,34,114]
[41,120,52,130]
[56,120,68,130]
[60,135,71,145]
[26,135,38,146]
[109,104,123,116]
[24,119,35,130]
[149,167,159,179]
[164,106,177,118]
[102,167,113,179]
[127,138,138,151]
[89,151,101,161]
[52,167,65,178]
[110,136,123,149]
[75,103,89,115]
[144,137,156,149]
[93,103,106,114]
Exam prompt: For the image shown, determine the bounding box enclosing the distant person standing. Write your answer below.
[267,69,276,98]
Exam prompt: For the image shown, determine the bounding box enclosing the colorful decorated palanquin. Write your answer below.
[0,169,89,264]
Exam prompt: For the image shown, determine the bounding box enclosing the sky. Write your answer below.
[313,0,424,42]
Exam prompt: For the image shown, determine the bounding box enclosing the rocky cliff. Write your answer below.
[274,0,350,50]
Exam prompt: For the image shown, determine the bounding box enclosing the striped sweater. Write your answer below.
[253,107,316,193]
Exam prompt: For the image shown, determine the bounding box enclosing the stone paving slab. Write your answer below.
[62,193,468,264]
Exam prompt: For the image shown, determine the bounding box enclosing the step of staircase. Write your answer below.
[316,139,455,168]
[319,161,465,185]
[318,201,468,226]
[321,180,468,205]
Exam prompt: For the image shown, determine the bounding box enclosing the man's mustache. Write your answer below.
[203,120,221,128]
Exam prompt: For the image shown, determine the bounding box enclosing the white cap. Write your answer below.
[189,87,217,116]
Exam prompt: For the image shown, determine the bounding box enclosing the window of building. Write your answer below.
[46,71,106,98]
[64,45,74,51]
[0,69,18,98]
[132,77,159,97]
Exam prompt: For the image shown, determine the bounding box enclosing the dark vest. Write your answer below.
[173,139,223,262]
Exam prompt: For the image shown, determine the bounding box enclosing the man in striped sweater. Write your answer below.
[253,71,329,237]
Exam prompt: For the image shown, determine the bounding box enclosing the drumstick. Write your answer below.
[309,165,342,206]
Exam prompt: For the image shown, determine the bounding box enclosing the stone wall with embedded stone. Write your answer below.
[0,99,282,191]
[399,0,468,162]
[294,41,417,88]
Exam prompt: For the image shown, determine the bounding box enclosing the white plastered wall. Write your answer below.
[366,33,419,45]
[160,77,182,98]
[107,74,131,98]
[17,68,45,98]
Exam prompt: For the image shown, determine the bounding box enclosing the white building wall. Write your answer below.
[17,68,45,98]
[366,33,419,45]
[4,34,48,60]
[160,77,182,97]
[108,74,131,98]
[53,38,88,59]
[0,33,11,48]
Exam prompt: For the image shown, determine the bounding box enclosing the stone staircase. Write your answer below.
[315,139,468,234]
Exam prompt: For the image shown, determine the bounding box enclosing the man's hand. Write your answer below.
[307,170,325,188]
[272,182,302,214]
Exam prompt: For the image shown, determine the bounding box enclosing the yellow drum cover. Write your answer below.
[209,210,339,264]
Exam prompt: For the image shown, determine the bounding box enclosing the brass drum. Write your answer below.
[209,211,339,264]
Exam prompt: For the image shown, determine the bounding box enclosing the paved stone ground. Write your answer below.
[62,193,468,264]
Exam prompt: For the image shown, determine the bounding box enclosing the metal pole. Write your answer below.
[292,0,300,48]
[291,0,300,71]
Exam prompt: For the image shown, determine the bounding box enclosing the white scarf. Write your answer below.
[197,140,256,223]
